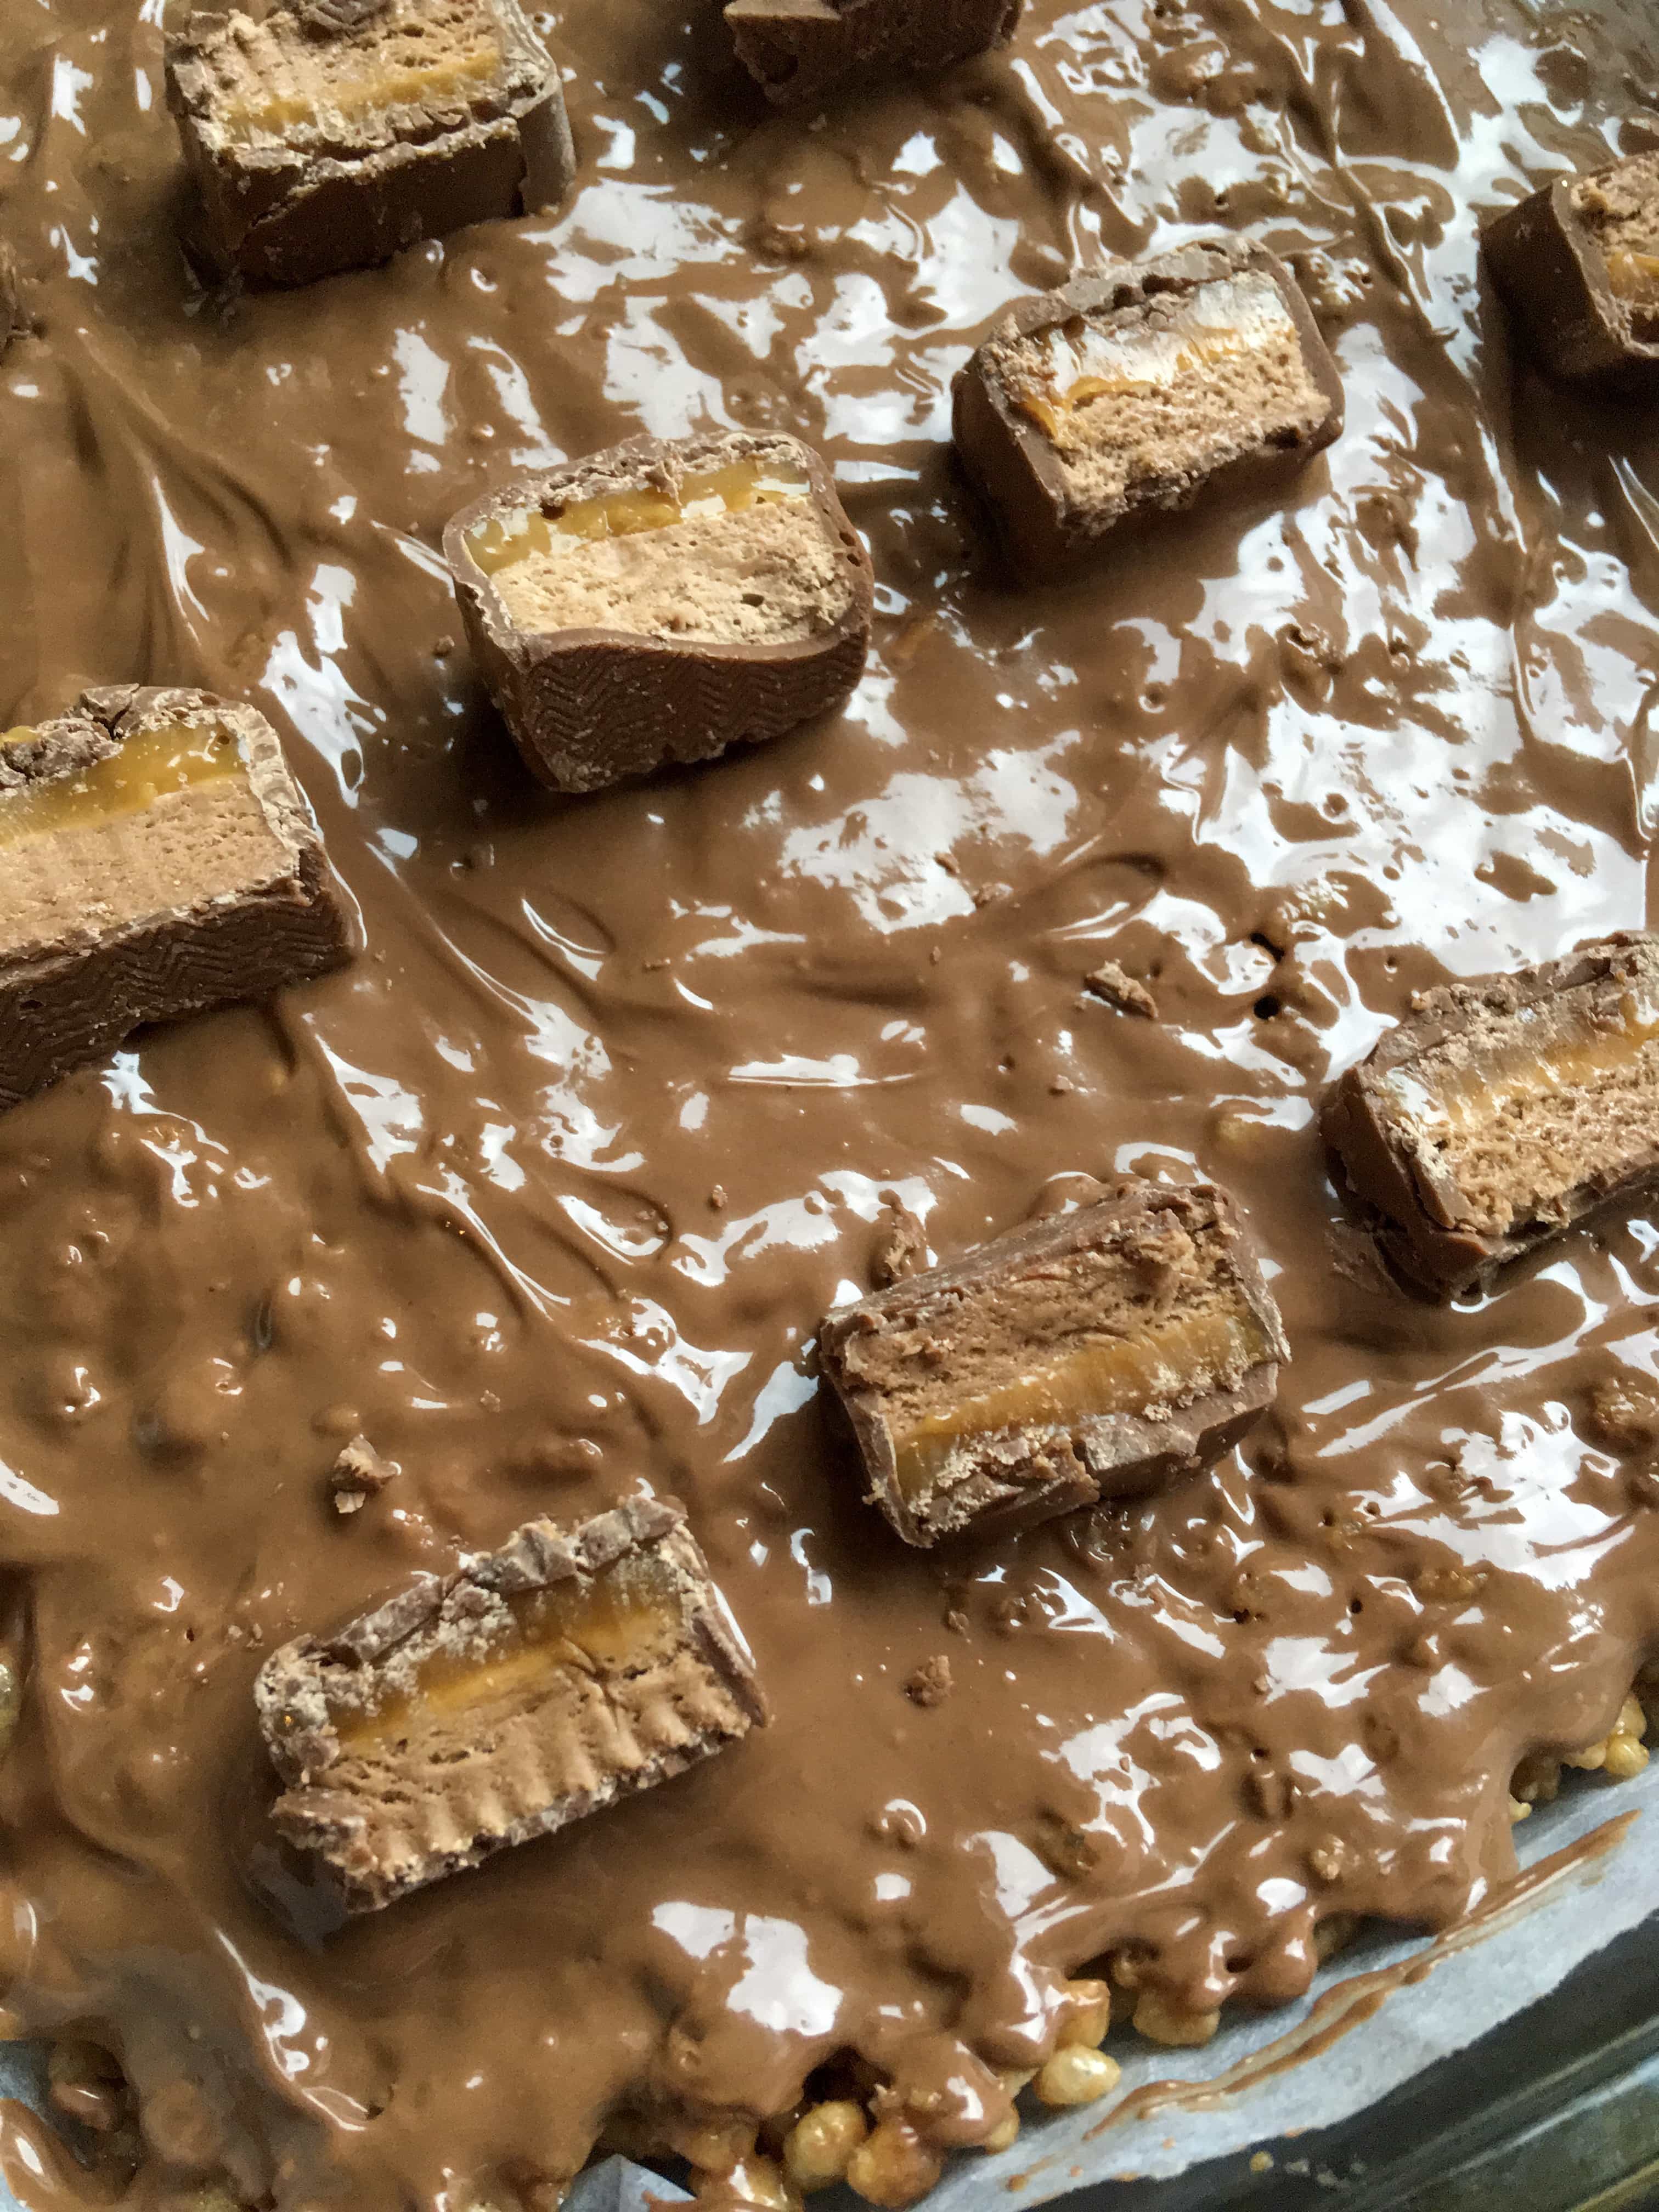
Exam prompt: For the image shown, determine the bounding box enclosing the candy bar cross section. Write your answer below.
[817,1180,1288,1548]
[0,685,354,1112]
[256,1498,768,1911]
[445,430,874,792]
[952,241,1344,573]
[723,0,1024,109]
[1483,149,1659,390]
[163,0,574,285]
[1322,932,1659,1298]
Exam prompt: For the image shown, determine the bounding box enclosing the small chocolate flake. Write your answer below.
[329,1434,398,1515]
[1084,961,1158,1019]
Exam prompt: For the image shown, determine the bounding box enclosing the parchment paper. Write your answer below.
[0,1760,1648,2209]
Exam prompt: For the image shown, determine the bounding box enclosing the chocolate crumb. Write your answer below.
[871,1204,928,1286]
[905,1655,953,1707]
[1307,1837,1351,1884]
[329,1434,398,1515]
[1084,961,1159,1018]
[1586,1375,1659,1452]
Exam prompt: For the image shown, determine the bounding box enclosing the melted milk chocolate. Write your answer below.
[2,0,1659,2205]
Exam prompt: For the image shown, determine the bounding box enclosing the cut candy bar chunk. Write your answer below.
[445,430,873,793]
[724,0,1023,109]
[256,1497,767,1911]
[952,241,1343,574]
[1483,150,1659,391]
[817,1178,1288,1548]
[163,0,574,286]
[1322,933,1659,1299]
[0,686,355,1112]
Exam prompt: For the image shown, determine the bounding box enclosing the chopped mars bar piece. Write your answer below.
[256,1497,767,1910]
[163,0,574,286]
[0,686,354,1111]
[952,241,1343,573]
[724,0,1023,109]
[445,430,873,792]
[1323,933,1659,1298]
[818,1179,1287,1547]
[1483,150,1659,390]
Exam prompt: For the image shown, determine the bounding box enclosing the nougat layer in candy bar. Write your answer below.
[445,430,873,792]
[1483,151,1659,390]
[164,0,573,285]
[817,1180,1288,1547]
[0,686,354,1111]
[1323,933,1659,1297]
[724,0,1023,109]
[256,1497,767,1910]
[952,242,1342,573]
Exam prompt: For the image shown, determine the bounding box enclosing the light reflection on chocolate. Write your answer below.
[1,0,1658,2202]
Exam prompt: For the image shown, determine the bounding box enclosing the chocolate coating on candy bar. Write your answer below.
[0,686,355,1112]
[817,1179,1288,1547]
[0,242,23,353]
[257,1496,767,1910]
[445,430,874,793]
[1322,933,1659,1298]
[1483,150,1659,390]
[163,0,574,286]
[952,241,1343,574]
[724,0,1023,109]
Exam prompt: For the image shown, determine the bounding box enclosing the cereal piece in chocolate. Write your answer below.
[445,430,873,793]
[0,686,355,1112]
[952,241,1344,573]
[163,0,574,286]
[256,1497,767,1910]
[1483,150,1659,390]
[817,1178,1288,1547]
[1322,933,1659,1299]
[723,0,1023,109]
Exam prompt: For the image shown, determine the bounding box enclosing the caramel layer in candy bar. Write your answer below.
[1483,150,1659,391]
[256,1497,767,1910]
[817,1180,1288,1548]
[445,430,873,793]
[1323,933,1659,1298]
[0,686,354,1111]
[724,0,1023,109]
[952,241,1343,574]
[163,0,574,286]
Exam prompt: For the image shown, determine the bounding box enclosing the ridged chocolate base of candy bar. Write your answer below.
[445,432,874,793]
[1483,157,1659,392]
[724,0,1023,109]
[951,241,1344,575]
[0,686,356,1111]
[1322,932,1659,1298]
[819,1179,1288,1548]
[165,0,574,286]
[257,1497,768,1911]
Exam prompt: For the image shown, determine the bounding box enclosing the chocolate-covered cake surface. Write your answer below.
[2,0,1659,2206]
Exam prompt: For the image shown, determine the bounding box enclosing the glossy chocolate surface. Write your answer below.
[2,0,1659,2204]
